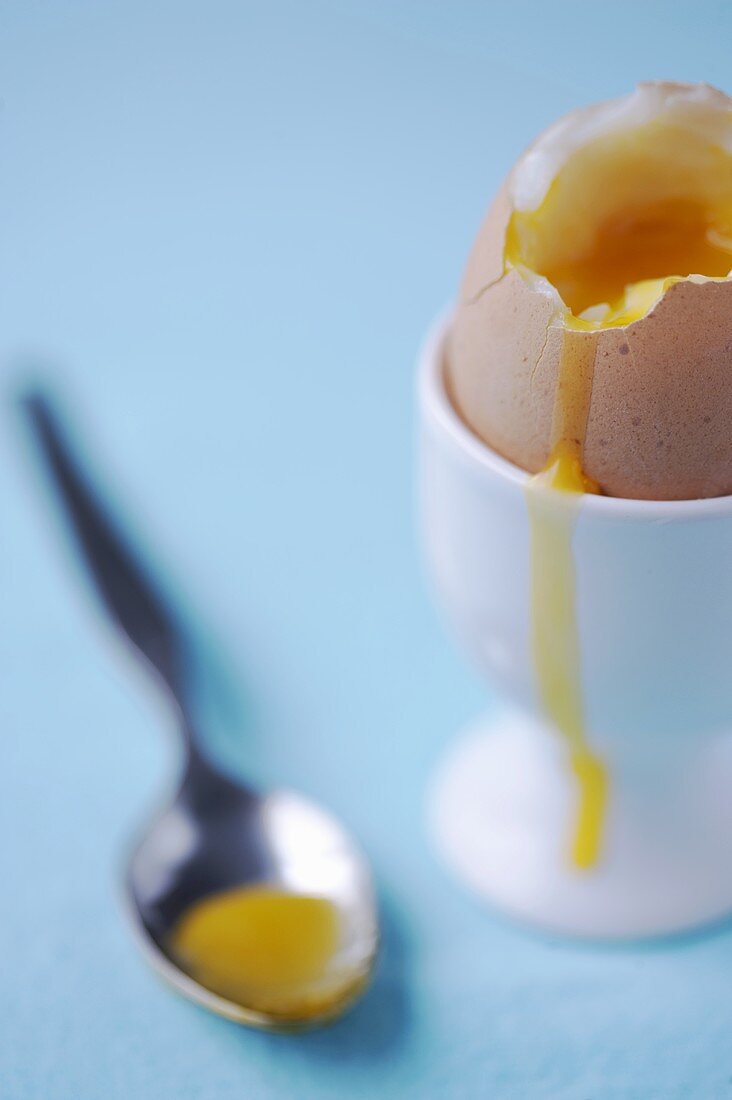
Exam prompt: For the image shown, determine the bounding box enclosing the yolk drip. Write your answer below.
[509,118,732,868]
[526,333,608,869]
[169,885,355,1020]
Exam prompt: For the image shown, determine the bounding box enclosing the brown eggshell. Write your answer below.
[447,191,732,500]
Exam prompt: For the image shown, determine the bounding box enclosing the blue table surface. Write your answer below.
[3,3,732,1097]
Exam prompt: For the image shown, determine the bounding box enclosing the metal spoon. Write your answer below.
[21,390,379,1031]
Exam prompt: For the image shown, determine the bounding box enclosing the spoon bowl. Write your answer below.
[126,760,377,1028]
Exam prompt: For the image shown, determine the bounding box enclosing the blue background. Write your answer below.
[3,2,732,1097]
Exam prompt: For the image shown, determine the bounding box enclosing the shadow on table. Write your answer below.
[230,888,415,1065]
[297,893,414,1062]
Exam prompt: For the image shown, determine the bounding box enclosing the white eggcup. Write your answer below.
[419,314,732,938]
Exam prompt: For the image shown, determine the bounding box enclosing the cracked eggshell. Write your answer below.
[447,196,732,500]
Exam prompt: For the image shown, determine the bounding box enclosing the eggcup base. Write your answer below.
[429,707,732,940]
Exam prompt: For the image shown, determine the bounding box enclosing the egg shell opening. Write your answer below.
[448,86,732,502]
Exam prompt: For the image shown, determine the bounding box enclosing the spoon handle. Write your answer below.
[22,390,194,719]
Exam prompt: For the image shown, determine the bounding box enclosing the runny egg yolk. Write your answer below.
[168,885,358,1021]
[508,118,732,869]
[505,119,732,327]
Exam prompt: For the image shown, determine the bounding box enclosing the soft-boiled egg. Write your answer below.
[448,82,732,500]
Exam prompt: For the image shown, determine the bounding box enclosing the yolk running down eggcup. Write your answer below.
[419,82,732,938]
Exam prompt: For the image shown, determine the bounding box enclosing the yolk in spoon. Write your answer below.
[168,885,352,1019]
